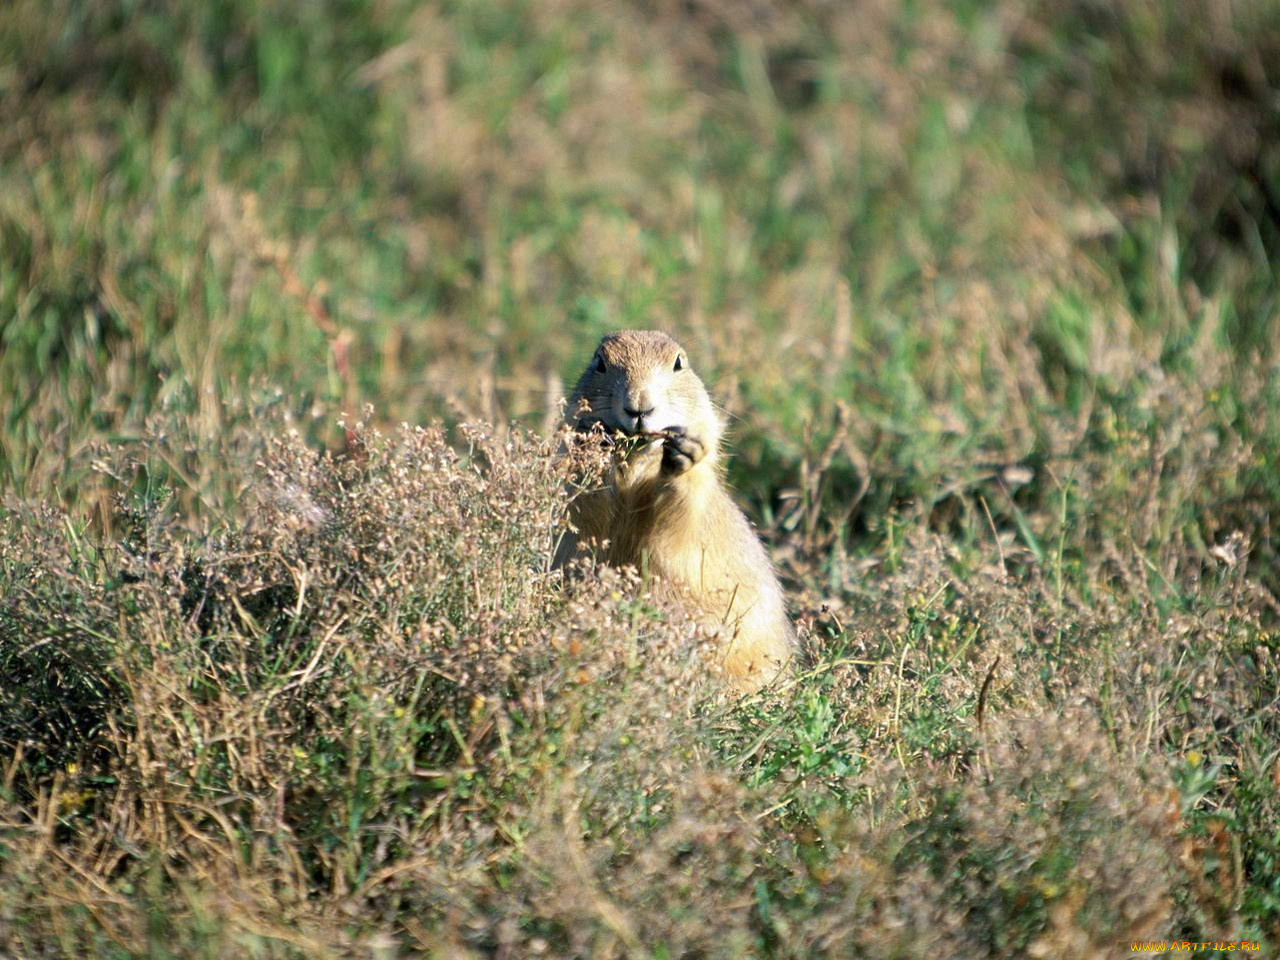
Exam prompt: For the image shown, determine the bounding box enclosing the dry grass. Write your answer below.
[2,0,1279,955]
[2,406,1277,955]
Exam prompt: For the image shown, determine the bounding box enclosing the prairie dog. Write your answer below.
[556,330,794,691]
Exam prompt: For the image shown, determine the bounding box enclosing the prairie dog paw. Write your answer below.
[660,427,705,475]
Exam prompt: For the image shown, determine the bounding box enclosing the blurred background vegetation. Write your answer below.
[4,0,1277,527]
[2,0,1279,955]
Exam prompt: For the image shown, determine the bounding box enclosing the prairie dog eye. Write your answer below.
[595,354,607,374]
[673,354,684,372]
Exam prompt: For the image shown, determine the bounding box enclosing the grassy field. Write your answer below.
[2,0,1279,955]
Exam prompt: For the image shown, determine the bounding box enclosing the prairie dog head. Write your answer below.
[569,330,722,443]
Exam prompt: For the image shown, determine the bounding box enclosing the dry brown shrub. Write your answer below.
[1,410,770,955]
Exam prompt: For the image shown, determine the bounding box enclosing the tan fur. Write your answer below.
[556,330,795,691]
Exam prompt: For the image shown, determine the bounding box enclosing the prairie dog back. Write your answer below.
[559,330,794,691]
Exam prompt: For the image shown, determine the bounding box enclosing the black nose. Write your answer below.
[624,405,655,420]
